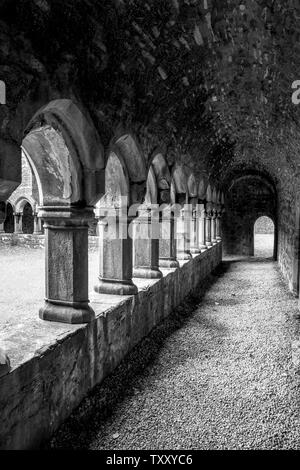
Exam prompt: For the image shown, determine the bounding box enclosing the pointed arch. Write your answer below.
[22,99,105,207]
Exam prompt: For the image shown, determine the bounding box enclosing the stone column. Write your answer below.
[94,208,138,295]
[39,206,95,324]
[211,207,217,244]
[216,206,222,241]
[133,207,162,278]
[14,213,22,233]
[159,206,179,268]
[205,206,213,247]
[198,203,207,251]
[176,206,192,260]
[33,214,43,234]
[190,205,201,255]
[0,221,4,233]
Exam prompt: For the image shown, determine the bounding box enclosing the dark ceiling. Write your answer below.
[1,0,300,191]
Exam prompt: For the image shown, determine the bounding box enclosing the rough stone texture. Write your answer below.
[223,174,277,258]
[0,243,221,450]
[0,234,99,250]
[1,0,300,293]
[255,216,274,234]
[7,152,38,212]
[0,348,10,379]
[46,255,300,451]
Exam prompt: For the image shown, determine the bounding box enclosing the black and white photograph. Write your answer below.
[0,0,300,456]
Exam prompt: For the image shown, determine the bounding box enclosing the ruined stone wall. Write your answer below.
[0,234,99,250]
[277,188,298,294]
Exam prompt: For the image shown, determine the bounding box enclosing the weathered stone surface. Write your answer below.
[0,243,221,450]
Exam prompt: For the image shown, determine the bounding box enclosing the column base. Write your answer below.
[177,251,192,260]
[159,258,179,269]
[206,242,213,247]
[94,278,138,296]
[216,237,221,241]
[0,348,10,378]
[39,302,95,324]
[133,267,163,279]
[190,247,201,254]
[199,245,208,251]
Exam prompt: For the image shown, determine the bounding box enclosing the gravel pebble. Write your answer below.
[45,256,300,450]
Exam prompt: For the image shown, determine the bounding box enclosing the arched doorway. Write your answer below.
[22,202,34,234]
[4,203,14,233]
[254,216,275,258]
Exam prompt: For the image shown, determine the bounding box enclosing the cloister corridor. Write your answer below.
[31,240,299,451]
[3,0,300,453]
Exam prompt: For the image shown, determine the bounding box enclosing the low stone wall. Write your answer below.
[0,233,44,248]
[0,233,99,250]
[0,242,222,450]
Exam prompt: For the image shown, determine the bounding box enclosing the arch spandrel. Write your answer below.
[25,99,104,170]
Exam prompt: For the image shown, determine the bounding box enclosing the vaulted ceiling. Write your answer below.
[1,0,300,192]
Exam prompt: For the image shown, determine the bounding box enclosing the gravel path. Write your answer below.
[46,256,300,450]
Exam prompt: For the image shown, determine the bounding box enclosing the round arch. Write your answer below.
[253,215,275,259]
[22,99,105,208]
[222,170,278,259]
[109,134,147,206]
[15,196,36,214]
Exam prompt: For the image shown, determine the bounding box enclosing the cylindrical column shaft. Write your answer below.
[39,207,95,324]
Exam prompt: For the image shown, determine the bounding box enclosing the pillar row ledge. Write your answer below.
[38,206,95,324]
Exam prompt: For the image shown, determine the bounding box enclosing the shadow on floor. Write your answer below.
[42,263,230,449]
[223,256,275,264]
